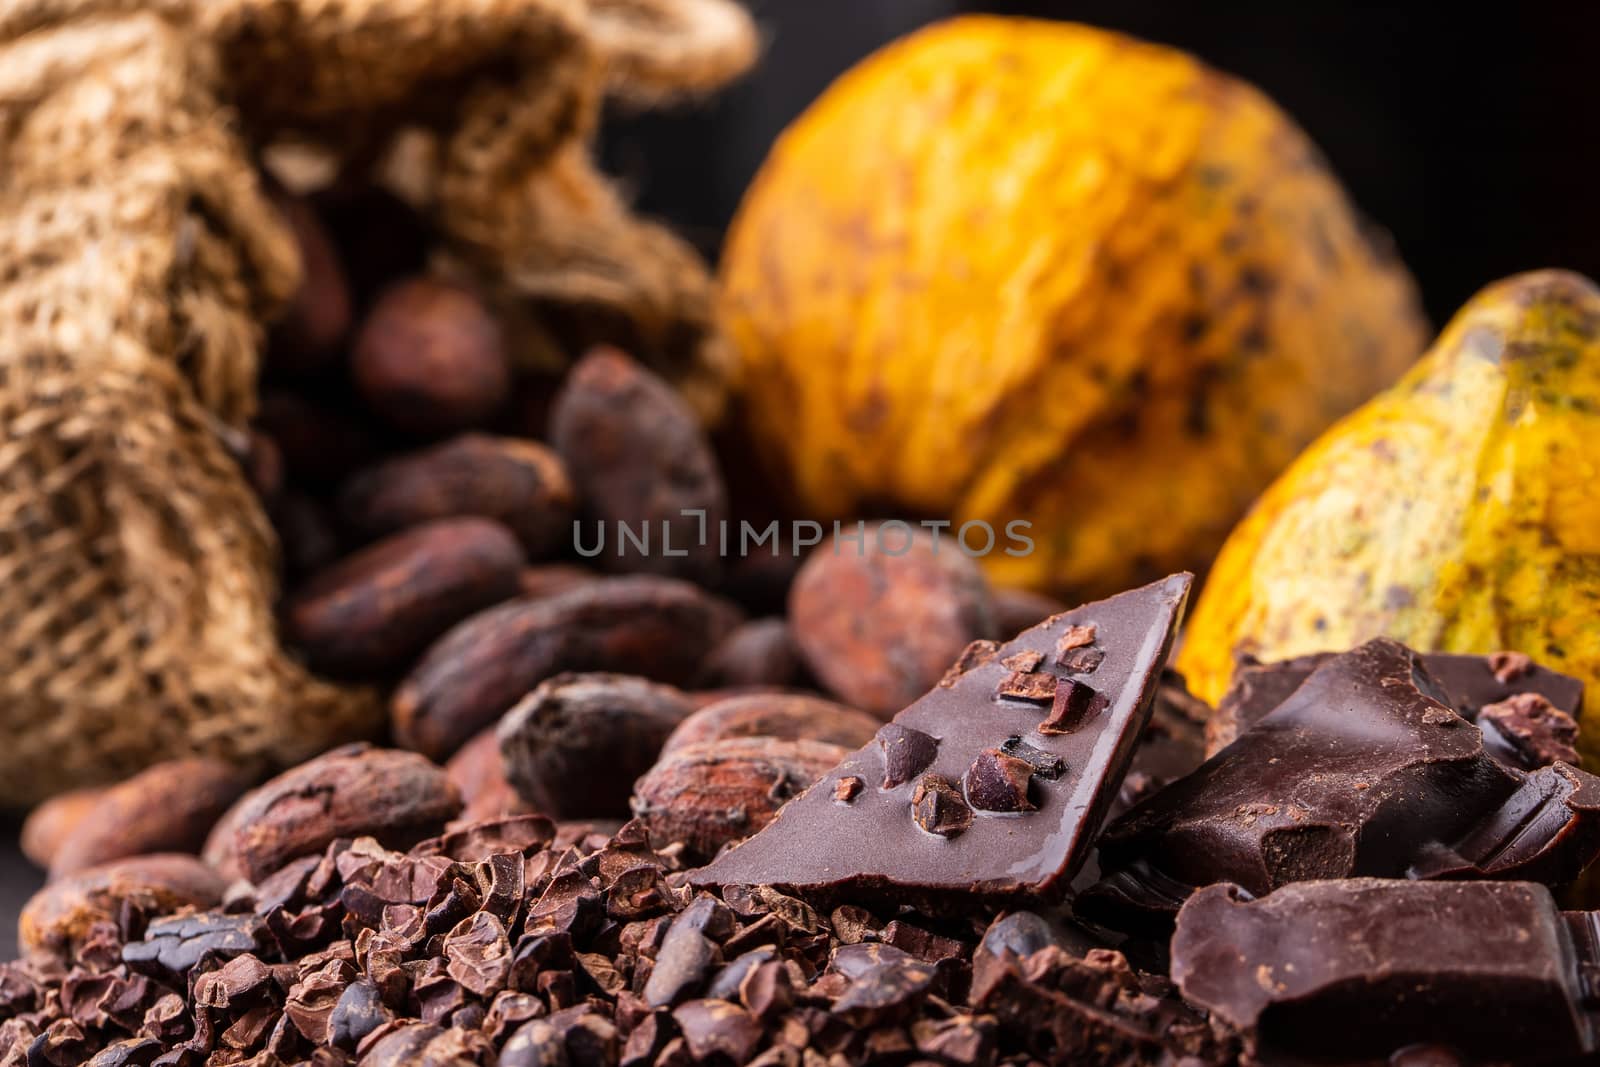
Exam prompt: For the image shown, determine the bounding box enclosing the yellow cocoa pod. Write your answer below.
[1179,270,1600,758]
[719,16,1426,598]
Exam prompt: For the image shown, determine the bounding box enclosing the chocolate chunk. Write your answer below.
[877,724,940,788]
[1172,880,1600,1062]
[964,750,1036,812]
[1040,679,1107,734]
[998,737,1065,779]
[1208,648,1585,758]
[1479,692,1581,769]
[1087,639,1600,930]
[911,775,972,837]
[996,670,1057,704]
[690,575,1192,902]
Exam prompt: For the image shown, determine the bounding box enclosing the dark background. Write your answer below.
[4,1,1597,959]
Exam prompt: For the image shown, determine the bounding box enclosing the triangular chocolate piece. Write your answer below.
[688,574,1192,903]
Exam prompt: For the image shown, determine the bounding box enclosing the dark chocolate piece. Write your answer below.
[1479,693,1580,769]
[1172,879,1600,1062]
[1086,639,1600,930]
[688,575,1192,902]
[1207,648,1585,760]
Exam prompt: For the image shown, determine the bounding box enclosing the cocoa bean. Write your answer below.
[19,855,226,959]
[518,563,600,601]
[662,694,880,755]
[551,347,727,582]
[630,737,848,859]
[339,434,576,559]
[202,744,461,883]
[497,674,696,820]
[391,576,741,761]
[353,277,510,435]
[48,759,250,879]
[989,585,1068,638]
[695,618,804,689]
[788,524,994,717]
[20,787,105,869]
[267,191,352,374]
[284,517,525,676]
[445,727,529,826]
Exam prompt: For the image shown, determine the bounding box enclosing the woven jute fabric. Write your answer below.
[0,0,755,808]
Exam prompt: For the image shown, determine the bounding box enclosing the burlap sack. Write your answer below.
[0,0,756,808]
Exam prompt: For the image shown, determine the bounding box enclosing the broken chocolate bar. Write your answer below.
[1207,647,1584,761]
[1084,639,1600,930]
[1172,879,1600,1062]
[688,574,1192,902]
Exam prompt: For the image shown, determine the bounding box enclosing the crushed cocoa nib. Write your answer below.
[876,723,940,788]
[1478,691,1581,768]
[1001,650,1044,673]
[832,776,863,803]
[1041,678,1109,734]
[996,670,1057,704]
[965,749,1038,812]
[1055,623,1098,656]
[911,775,973,838]
[1488,650,1535,684]
[998,735,1066,779]
[939,639,1001,687]
[1059,646,1107,674]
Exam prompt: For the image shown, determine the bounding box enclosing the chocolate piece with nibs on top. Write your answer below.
[1172,879,1600,1062]
[1084,639,1600,930]
[688,574,1192,902]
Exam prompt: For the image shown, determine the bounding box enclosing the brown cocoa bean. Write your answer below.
[267,191,352,374]
[391,575,741,761]
[203,744,461,883]
[48,759,250,879]
[256,389,384,489]
[445,727,529,826]
[20,787,105,869]
[353,277,510,435]
[19,855,226,958]
[285,517,525,676]
[695,618,804,689]
[497,673,697,820]
[630,737,848,859]
[788,524,994,717]
[551,347,727,582]
[989,585,1068,638]
[339,434,576,559]
[518,563,600,601]
[662,694,880,756]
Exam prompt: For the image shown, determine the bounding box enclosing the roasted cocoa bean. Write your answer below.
[550,347,727,582]
[353,277,510,435]
[788,524,995,717]
[989,585,1068,638]
[202,744,461,883]
[630,737,848,859]
[20,787,105,869]
[392,576,741,761]
[48,759,250,879]
[285,517,525,676]
[662,694,880,755]
[497,674,697,820]
[445,727,529,827]
[19,855,226,959]
[695,618,805,689]
[518,563,600,601]
[267,191,352,374]
[339,434,576,558]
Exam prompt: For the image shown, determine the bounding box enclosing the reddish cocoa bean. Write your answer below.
[48,759,250,879]
[285,517,525,676]
[392,576,741,761]
[518,563,600,601]
[662,694,881,756]
[267,191,352,374]
[788,525,995,717]
[551,347,727,582]
[339,434,576,558]
[630,737,848,859]
[989,585,1068,638]
[19,855,226,959]
[20,787,105,869]
[353,278,510,435]
[445,727,530,826]
[202,744,461,883]
[695,618,804,689]
[497,674,697,820]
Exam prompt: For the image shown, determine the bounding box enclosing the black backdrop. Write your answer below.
[604,0,1600,326]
